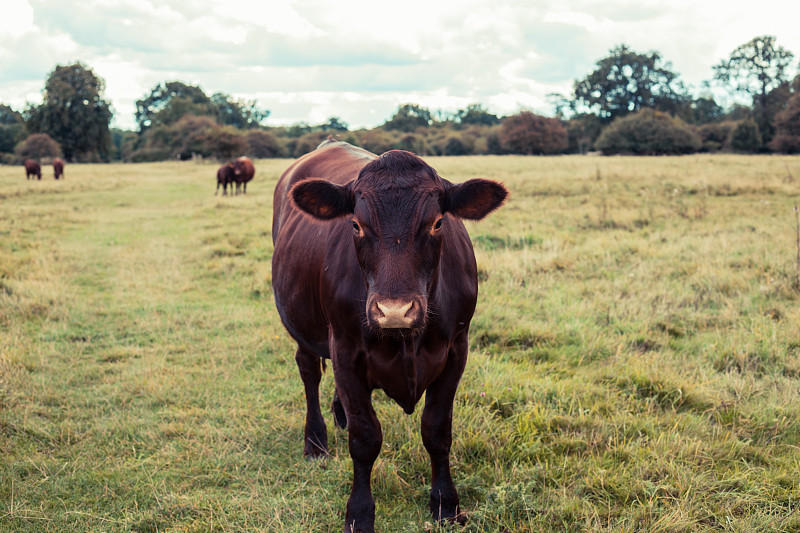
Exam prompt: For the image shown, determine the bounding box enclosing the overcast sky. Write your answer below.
[1,0,799,131]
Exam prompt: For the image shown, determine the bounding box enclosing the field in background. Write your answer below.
[2,154,800,532]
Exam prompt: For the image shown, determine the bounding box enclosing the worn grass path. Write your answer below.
[2,155,800,532]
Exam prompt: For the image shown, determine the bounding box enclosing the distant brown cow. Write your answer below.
[272,139,508,532]
[215,162,234,195]
[24,159,41,180]
[53,158,65,180]
[232,156,255,194]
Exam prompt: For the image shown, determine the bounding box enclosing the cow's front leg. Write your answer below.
[295,348,328,457]
[421,331,468,524]
[331,387,348,429]
[344,409,381,533]
[333,354,382,532]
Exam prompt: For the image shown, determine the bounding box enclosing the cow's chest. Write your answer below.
[364,339,449,414]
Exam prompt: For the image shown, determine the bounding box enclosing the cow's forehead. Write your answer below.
[350,150,446,224]
[354,150,443,191]
[353,185,441,221]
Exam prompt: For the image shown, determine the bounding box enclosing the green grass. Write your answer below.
[2,154,800,532]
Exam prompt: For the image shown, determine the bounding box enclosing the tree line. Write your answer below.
[2,35,799,163]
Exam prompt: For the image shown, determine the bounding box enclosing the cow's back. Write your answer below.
[271,141,375,357]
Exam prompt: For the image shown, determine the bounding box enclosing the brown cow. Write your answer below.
[215,162,234,195]
[53,158,64,180]
[272,139,507,533]
[24,159,41,180]
[231,156,255,194]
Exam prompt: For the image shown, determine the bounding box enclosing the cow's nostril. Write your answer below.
[375,300,415,328]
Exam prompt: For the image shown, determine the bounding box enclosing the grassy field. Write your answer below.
[2,154,800,532]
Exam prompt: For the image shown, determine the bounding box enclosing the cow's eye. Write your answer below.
[352,220,362,235]
[430,217,443,235]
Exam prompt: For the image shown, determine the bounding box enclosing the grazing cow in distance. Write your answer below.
[232,156,255,194]
[215,162,234,195]
[272,139,508,533]
[24,159,41,180]
[53,158,64,180]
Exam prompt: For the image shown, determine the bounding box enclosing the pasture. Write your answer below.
[1,154,800,532]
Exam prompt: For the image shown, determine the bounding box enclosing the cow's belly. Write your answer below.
[272,226,331,358]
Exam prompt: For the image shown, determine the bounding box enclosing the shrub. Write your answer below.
[728,118,762,153]
[595,109,701,155]
[498,111,568,154]
[15,133,62,160]
[770,135,800,153]
[486,131,503,154]
[444,136,469,155]
[245,129,282,158]
[291,132,331,158]
[565,113,604,154]
[208,126,248,161]
[768,93,800,153]
[130,147,171,162]
[396,134,424,153]
[133,114,247,161]
[697,121,738,152]
[354,129,398,154]
[171,115,225,159]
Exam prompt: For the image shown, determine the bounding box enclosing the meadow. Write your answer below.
[1,153,800,532]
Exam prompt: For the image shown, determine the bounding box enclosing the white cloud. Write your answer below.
[543,11,606,31]
[1,0,799,131]
[215,0,323,38]
[0,0,34,38]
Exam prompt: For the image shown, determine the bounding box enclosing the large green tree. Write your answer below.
[455,104,499,126]
[26,63,112,161]
[135,81,215,131]
[321,116,349,131]
[713,35,795,147]
[687,95,725,124]
[383,104,433,132]
[572,44,688,123]
[136,82,269,132]
[0,104,25,154]
[210,92,269,129]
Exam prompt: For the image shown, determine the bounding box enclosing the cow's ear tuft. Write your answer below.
[444,179,508,220]
[290,179,354,220]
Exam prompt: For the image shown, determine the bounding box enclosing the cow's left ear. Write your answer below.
[291,178,354,220]
[443,179,508,220]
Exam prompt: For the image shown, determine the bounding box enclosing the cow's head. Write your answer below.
[233,158,247,175]
[291,150,507,335]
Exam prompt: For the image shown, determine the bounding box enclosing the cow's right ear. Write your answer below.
[290,178,354,220]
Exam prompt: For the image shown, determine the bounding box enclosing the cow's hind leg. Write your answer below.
[295,348,328,457]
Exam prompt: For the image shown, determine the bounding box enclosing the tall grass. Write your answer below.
[1,154,800,532]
